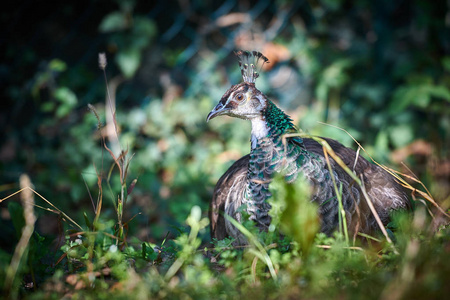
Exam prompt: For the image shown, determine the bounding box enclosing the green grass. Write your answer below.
[2,194,449,299]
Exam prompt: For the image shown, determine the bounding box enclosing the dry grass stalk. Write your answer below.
[4,175,37,298]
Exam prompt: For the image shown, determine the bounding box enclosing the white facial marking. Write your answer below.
[254,94,266,110]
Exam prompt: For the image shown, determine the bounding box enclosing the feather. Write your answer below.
[234,50,269,84]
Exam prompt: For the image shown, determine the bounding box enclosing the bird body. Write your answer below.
[207,51,409,245]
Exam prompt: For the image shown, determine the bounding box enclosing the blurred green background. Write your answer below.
[1,0,449,247]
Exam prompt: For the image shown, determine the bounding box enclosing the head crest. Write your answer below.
[234,50,269,84]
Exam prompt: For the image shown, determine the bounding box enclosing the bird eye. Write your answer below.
[236,93,244,101]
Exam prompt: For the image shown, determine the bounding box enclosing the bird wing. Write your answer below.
[301,137,372,174]
[210,137,410,240]
[210,155,249,240]
[301,137,411,217]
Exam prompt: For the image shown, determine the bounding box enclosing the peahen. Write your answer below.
[207,50,410,245]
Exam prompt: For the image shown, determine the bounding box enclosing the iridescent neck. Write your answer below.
[263,101,297,137]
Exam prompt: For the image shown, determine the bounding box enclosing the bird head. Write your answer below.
[206,82,267,121]
[207,50,269,122]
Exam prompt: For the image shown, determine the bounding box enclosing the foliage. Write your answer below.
[269,175,319,254]
[1,0,449,298]
[4,186,450,299]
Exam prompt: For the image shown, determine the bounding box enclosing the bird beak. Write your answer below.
[206,102,229,122]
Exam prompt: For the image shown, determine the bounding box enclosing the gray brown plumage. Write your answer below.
[210,138,410,243]
[207,50,410,245]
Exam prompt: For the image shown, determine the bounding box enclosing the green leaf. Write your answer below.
[41,101,55,112]
[224,215,278,280]
[116,48,141,78]
[54,87,78,118]
[54,87,77,105]
[390,86,416,113]
[83,212,92,229]
[133,17,156,39]
[389,124,414,148]
[374,130,389,153]
[99,12,128,33]
[48,59,67,72]
[322,59,353,88]
[270,175,319,255]
[428,85,450,102]
[412,86,431,108]
[391,81,450,113]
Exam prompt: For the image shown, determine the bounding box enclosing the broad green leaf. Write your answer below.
[41,101,55,112]
[54,87,77,106]
[389,124,414,148]
[428,85,450,102]
[49,59,67,72]
[116,48,141,78]
[54,87,77,118]
[133,17,156,39]
[99,12,128,32]
[270,175,319,254]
